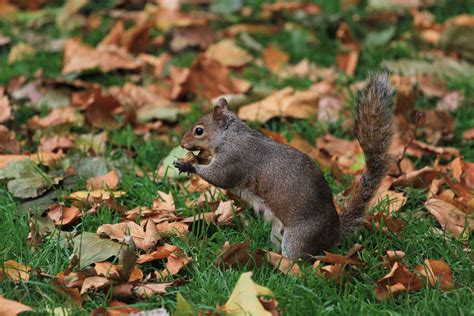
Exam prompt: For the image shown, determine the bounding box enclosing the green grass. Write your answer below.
[1,1,474,315]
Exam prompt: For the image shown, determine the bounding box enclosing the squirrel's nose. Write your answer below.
[181,140,194,150]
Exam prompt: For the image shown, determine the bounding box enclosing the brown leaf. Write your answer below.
[158,251,191,278]
[415,259,455,290]
[47,204,81,226]
[408,139,460,160]
[215,200,241,225]
[34,107,80,128]
[39,135,74,152]
[67,190,126,202]
[94,262,121,280]
[364,212,406,235]
[369,190,407,214]
[62,39,140,74]
[436,91,464,111]
[215,240,262,269]
[0,92,12,123]
[319,251,364,266]
[86,170,120,190]
[424,198,473,238]
[383,250,406,269]
[312,260,345,283]
[169,25,215,52]
[171,54,250,100]
[0,125,20,154]
[97,221,147,250]
[0,296,33,315]
[3,260,31,283]
[391,166,438,189]
[133,282,173,298]
[238,87,320,123]
[136,244,177,264]
[263,45,289,73]
[225,24,280,36]
[375,262,422,301]
[265,251,301,276]
[156,221,189,238]
[80,276,110,295]
[462,128,474,140]
[206,39,253,68]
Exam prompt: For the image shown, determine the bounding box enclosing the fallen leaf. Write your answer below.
[156,221,189,238]
[0,296,33,315]
[263,45,289,73]
[238,87,320,123]
[86,170,119,190]
[67,190,126,202]
[171,54,250,100]
[215,240,262,269]
[424,199,473,239]
[436,91,464,111]
[365,212,406,235]
[97,222,147,250]
[221,272,276,316]
[159,251,191,278]
[370,190,407,214]
[169,24,215,52]
[319,251,365,266]
[265,251,302,276]
[133,282,173,298]
[47,204,81,226]
[62,38,140,74]
[215,200,242,225]
[39,135,74,152]
[383,250,406,268]
[3,260,31,283]
[206,39,253,68]
[391,166,438,189]
[34,107,80,128]
[72,232,123,268]
[462,128,474,140]
[0,93,12,123]
[415,259,454,290]
[0,125,20,154]
[80,276,110,295]
[375,262,422,301]
[137,244,178,264]
[8,42,35,64]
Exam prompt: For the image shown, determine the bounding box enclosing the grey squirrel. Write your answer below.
[174,73,394,260]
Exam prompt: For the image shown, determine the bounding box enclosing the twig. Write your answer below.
[394,112,424,177]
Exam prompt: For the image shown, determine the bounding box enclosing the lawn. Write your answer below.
[0,0,473,315]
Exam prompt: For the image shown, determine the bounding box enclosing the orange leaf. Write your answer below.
[0,296,33,315]
[86,170,120,190]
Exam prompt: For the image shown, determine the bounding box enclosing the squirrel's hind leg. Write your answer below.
[282,222,335,260]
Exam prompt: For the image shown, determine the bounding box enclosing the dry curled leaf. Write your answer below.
[263,44,289,73]
[0,296,33,315]
[375,262,422,301]
[424,198,473,239]
[62,38,140,74]
[0,92,12,123]
[215,240,262,269]
[414,259,454,291]
[86,170,119,190]
[265,251,302,276]
[238,87,320,123]
[3,260,31,283]
[205,39,253,68]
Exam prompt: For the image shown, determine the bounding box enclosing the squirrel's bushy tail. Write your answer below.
[340,73,394,237]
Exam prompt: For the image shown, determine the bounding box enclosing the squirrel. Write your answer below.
[173,73,394,260]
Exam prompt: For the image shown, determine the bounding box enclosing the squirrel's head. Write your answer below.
[181,98,233,152]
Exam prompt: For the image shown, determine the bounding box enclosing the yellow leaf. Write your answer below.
[222,272,274,316]
[3,260,31,284]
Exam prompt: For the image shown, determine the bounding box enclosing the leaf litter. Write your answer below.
[0,0,472,314]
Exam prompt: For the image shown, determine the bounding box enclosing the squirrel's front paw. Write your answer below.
[173,160,196,174]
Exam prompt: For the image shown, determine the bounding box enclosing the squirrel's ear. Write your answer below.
[213,105,224,121]
[216,98,229,110]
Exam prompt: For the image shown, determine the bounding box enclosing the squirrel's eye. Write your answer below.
[194,127,204,136]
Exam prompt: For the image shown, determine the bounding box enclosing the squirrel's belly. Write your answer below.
[230,188,276,223]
